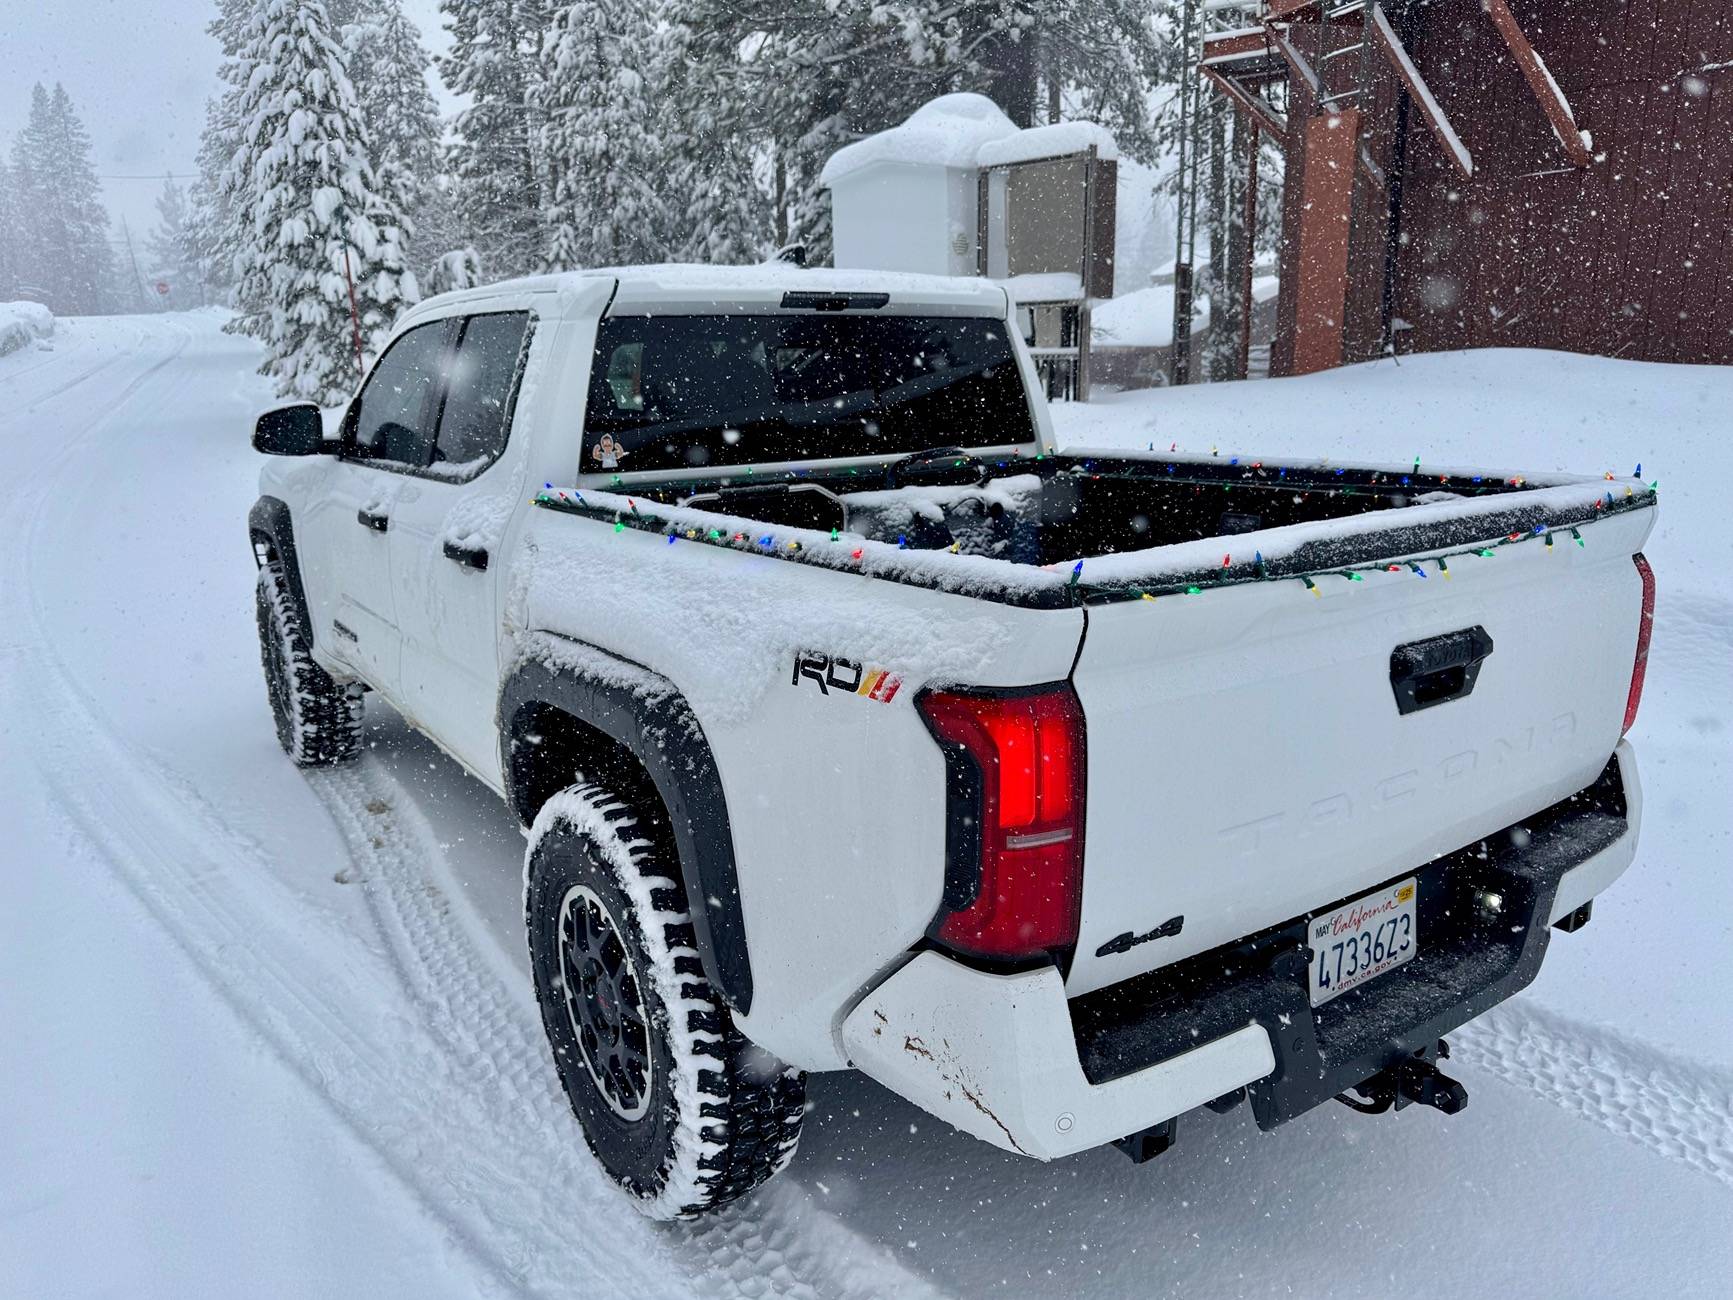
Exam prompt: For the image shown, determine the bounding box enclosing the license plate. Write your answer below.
[1308,878,1418,1006]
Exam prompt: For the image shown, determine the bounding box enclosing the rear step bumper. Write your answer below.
[842,743,1640,1159]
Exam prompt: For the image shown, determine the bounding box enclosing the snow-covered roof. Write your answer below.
[819,93,1019,186]
[976,121,1119,168]
[998,272,1085,305]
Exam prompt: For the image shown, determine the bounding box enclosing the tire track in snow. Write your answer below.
[319,755,947,1300]
[16,346,128,412]
[9,315,944,1300]
[5,321,632,1296]
[1453,999,1733,1188]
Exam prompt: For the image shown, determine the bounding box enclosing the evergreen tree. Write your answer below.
[658,14,770,264]
[342,1,445,278]
[145,175,201,308]
[683,1,1166,261]
[538,0,662,269]
[438,0,551,278]
[0,157,22,300]
[186,0,258,305]
[8,84,118,314]
[222,0,416,403]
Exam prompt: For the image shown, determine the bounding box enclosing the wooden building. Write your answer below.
[1201,1,1733,376]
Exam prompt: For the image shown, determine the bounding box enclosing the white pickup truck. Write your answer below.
[249,265,1656,1219]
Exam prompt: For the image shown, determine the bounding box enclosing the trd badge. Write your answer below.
[791,651,903,703]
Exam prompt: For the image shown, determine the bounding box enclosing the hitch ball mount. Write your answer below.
[1338,1039,1469,1117]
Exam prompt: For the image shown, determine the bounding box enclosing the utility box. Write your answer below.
[822,96,1119,399]
[821,94,1019,279]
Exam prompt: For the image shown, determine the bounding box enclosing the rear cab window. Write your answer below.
[583,313,1034,476]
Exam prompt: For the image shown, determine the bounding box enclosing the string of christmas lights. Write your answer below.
[532,466,1655,608]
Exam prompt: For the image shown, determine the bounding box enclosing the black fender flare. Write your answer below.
[248,495,313,637]
[499,639,753,1013]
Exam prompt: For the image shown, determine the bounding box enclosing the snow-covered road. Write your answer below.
[3,312,1729,1298]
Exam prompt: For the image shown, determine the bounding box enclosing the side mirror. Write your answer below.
[253,403,327,456]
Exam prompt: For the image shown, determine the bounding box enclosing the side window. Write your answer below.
[432,312,532,470]
[352,321,449,467]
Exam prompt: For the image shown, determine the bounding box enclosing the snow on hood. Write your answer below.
[820,93,1019,185]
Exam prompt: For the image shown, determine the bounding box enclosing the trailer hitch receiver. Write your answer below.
[1337,1040,1468,1117]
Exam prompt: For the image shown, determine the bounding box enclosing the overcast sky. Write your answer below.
[1,1,452,268]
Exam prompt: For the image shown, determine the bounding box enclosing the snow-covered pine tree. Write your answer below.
[8,84,118,315]
[222,0,415,404]
[145,176,202,309]
[656,13,769,264]
[0,157,21,300]
[187,0,263,306]
[682,1,1166,262]
[538,0,665,269]
[439,0,551,278]
[681,4,858,262]
[342,1,444,280]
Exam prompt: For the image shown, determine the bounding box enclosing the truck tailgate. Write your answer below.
[1065,506,1653,999]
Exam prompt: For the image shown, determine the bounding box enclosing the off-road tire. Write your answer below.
[525,783,805,1220]
[255,560,363,766]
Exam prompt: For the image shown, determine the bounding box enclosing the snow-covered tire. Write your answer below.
[524,784,805,1220]
[254,560,363,766]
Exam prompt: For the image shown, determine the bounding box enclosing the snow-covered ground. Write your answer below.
[2,313,1729,1298]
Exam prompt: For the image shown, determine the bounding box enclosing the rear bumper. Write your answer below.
[842,743,1640,1158]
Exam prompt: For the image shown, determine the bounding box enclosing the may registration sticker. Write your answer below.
[1308,878,1417,1007]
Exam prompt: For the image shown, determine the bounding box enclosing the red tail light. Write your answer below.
[917,685,1086,961]
[1623,553,1655,736]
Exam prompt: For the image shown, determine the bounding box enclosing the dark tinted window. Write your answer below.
[433,312,531,469]
[352,320,448,467]
[582,314,1033,474]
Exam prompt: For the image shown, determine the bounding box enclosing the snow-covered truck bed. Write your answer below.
[248,264,1656,1216]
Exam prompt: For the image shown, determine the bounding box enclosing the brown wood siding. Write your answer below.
[1342,0,1733,366]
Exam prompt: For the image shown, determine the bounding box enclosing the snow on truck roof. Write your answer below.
[410,263,1010,320]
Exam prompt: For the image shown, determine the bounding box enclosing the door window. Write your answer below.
[351,320,449,467]
[432,312,532,471]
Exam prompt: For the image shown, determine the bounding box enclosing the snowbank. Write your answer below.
[820,93,1018,185]
[1090,275,1276,348]
[0,300,53,356]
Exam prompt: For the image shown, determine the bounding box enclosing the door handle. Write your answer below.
[357,508,390,532]
[1390,626,1494,714]
[442,538,489,572]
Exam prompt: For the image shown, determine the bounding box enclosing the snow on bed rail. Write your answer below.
[534,486,1070,604]
[533,456,1653,607]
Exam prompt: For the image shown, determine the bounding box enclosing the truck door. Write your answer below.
[386,309,534,785]
[302,318,452,702]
